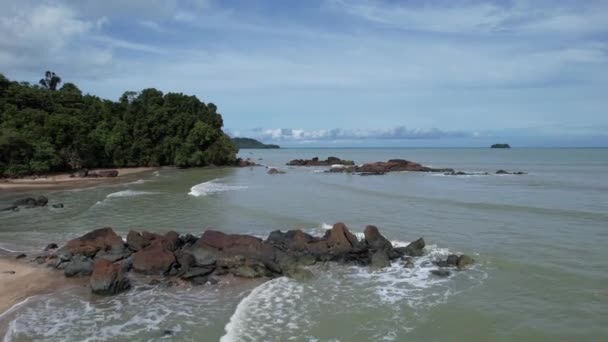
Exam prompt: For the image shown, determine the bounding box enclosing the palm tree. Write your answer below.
[39,71,62,90]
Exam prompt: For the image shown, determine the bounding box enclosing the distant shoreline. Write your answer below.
[0,167,160,191]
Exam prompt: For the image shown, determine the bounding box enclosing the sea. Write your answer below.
[1,148,607,341]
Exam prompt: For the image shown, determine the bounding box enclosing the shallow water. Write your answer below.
[1,148,607,341]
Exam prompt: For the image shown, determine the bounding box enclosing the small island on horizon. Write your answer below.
[491,143,511,149]
[233,137,280,149]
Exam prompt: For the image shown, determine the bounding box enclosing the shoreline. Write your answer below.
[0,257,85,315]
[0,167,161,191]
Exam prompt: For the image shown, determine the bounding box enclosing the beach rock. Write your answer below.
[457,255,474,269]
[2,270,16,274]
[266,229,315,251]
[235,158,259,167]
[61,227,126,258]
[90,259,131,295]
[403,260,415,269]
[64,255,94,277]
[287,157,353,166]
[15,253,26,259]
[1,205,18,211]
[308,222,359,255]
[180,266,215,280]
[370,250,390,269]
[132,243,176,275]
[44,243,58,251]
[198,230,277,265]
[446,254,459,266]
[127,230,180,252]
[496,169,509,174]
[76,169,88,177]
[11,196,48,208]
[267,168,285,175]
[283,266,314,280]
[89,170,119,178]
[359,171,386,176]
[395,238,425,257]
[51,203,64,208]
[431,269,451,277]
[363,225,393,253]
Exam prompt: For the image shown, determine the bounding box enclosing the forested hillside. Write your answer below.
[0,72,238,177]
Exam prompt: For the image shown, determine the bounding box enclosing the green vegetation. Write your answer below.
[233,137,280,149]
[0,72,238,177]
[491,143,511,148]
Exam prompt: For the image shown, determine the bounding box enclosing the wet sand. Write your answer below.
[0,257,85,315]
[0,167,160,191]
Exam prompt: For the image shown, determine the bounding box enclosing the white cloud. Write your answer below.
[330,0,608,35]
[244,126,471,142]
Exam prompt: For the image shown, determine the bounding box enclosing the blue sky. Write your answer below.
[1,0,607,147]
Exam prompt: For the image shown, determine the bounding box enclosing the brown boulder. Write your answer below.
[90,259,131,295]
[363,225,393,252]
[309,222,358,254]
[132,243,176,275]
[62,227,125,257]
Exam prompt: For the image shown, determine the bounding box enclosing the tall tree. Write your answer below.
[39,71,62,90]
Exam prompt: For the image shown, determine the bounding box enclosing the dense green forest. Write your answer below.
[0,72,238,177]
[233,137,280,149]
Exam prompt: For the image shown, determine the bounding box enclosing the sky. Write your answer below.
[1,0,607,147]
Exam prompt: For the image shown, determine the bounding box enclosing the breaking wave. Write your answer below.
[188,179,248,197]
[106,190,159,198]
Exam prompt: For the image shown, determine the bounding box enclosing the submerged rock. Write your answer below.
[457,255,474,269]
[394,238,425,257]
[431,269,451,277]
[90,259,131,295]
[44,243,58,251]
[267,168,286,175]
[64,255,94,277]
[287,157,354,166]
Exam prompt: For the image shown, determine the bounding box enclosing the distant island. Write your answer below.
[491,144,511,149]
[233,137,280,149]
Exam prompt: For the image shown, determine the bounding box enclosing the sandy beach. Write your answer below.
[0,167,159,191]
[0,257,85,316]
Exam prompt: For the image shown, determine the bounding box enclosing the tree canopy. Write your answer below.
[0,72,238,177]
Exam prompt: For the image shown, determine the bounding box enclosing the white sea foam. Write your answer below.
[188,179,248,197]
[2,285,241,341]
[125,179,147,185]
[106,190,159,198]
[221,277,308,342]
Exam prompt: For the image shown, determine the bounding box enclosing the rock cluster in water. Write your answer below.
[287,157,354,166]
[327,159,454,175]
[25,223,474,296]
[1,195,64,211]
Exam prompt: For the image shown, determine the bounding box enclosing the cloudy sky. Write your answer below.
[1,0,607,146]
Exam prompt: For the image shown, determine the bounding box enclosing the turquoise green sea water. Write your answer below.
[1,148,607,341]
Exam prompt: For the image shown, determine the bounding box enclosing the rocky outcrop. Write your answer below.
[287,157,354,166]
[132,242,176,275]
[394,238,426,257]
[267,168,286,175]
[29,223,473,296]
[2,195,49,211]
[327,159,454,175]
[434,254,475,270]
[90,259,131,295]
[234,158,259,167]
[496,170,526,175]
[87,170,119,178]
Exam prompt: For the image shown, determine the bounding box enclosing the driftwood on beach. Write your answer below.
[23,223,474,296]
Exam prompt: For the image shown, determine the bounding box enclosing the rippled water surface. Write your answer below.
[1,148,607,341]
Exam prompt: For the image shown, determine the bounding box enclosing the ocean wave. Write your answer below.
[106,190,159,198]
[2,285,243,341]
[124,179,147,185]
[188,179,248,197]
